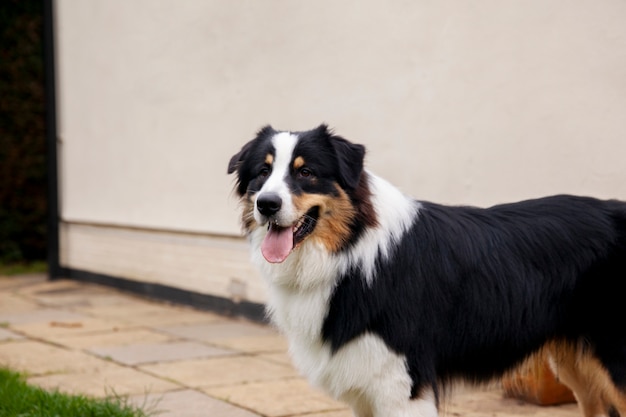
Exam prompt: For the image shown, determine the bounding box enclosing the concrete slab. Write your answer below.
[89,341,235,365]
[0,277,584,417]
[33,282,124,296]
[30,288,138,309]
[36,293,140,308]
[11,316,132,338]
[130,389,261,417]
[57,292,223,326]
[209,334,288,353]
[0,308,88,325]
[120,308,224,327]
[140,356,298,388]
[0,274,46,290]
[204,378,347,417]
[0,340,114,375]
[75,300,184,318]
[300,412,352,417]
[155,321,277,343]
[0,327,24,341]
[46,328,175,349]
[16,279,92,296]
[256,352,293,367]
[445,389,579,417]
[0,293,40,313]
[28,365,180,398]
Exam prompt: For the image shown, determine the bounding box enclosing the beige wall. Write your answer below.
[55,0,626,301]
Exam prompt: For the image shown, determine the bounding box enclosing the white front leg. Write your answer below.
[370,387,438,417]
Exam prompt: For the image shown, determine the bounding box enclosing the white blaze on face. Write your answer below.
[256,132,299,263]
[255,132,298,224]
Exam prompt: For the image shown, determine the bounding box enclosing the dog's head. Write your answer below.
[228,125,376,263]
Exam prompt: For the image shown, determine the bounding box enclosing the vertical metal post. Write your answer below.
[43,0,62,279]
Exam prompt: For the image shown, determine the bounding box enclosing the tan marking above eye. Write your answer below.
[293,156,305,170]
[265,154,274,165]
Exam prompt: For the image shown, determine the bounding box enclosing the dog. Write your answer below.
[228,124,626,417]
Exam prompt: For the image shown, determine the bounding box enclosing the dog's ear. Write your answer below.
[228,142,253,196]
[228,140,253,175]
[329,131,366,191]
[228,125,275,196]
[228,125,274,174]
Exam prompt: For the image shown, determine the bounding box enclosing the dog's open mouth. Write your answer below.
[261,206,319,263]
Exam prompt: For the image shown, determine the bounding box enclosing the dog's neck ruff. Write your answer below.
[249,170,419,291]
[345,171,420,285]
[249,170,421,405]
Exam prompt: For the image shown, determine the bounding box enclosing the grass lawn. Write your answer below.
[0,260,47,276]
[0,367,151,417]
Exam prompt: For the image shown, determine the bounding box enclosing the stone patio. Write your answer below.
[0,274,581,416]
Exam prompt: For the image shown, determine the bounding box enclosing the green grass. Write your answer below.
[0,260,47,276]
[0,368,151,417]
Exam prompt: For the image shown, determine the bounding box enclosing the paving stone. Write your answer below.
[38,286,144,309]
[76,301,188,319]
[0,274,46,290]
[209,334,288,353]
[140,355,298,388]
[46,328,175,349]
[130,389,261,417]
[256,352,293,367]
[0,278,580,417]
[0,308,87,325]
[204,378,347,417]
[11,316,132,338]
[121,309,224,327]
[0,340,113,375]
[78,301,223,327]
[445,389,579,417]
[31,292,118,308]
[0,293,40,313]
[0,327,24,341]
[156,321,277,343]
[36,292,139,308]
[299,411,352,417]
[89,341,235,365]
[28,365,180,398]
[16,279,91,296]
[34,279,111,293]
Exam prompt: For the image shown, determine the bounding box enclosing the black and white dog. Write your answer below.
[228,125,626,417]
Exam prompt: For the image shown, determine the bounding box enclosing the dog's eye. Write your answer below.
[298,168,313,178]
[259,167,270,178]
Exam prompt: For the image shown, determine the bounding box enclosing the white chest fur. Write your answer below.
[246,173,434,415]
[266,277,415,409]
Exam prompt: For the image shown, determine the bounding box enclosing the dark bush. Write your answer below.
[0,0,47,263]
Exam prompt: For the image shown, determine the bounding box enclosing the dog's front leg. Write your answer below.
[350,403,373,417]
[368,388,438,417]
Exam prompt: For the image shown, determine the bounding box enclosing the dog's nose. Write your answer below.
[257,193,282,217]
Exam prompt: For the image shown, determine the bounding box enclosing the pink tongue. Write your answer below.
[261,225,294,263]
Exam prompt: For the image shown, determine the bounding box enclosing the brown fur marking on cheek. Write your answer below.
[241,196,258,233]
[293,188,357,253]
[293,156,305,170]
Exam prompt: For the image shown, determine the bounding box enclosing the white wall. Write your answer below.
[55,0,626,302]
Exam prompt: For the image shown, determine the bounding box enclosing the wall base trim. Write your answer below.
[59,267,267,323]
